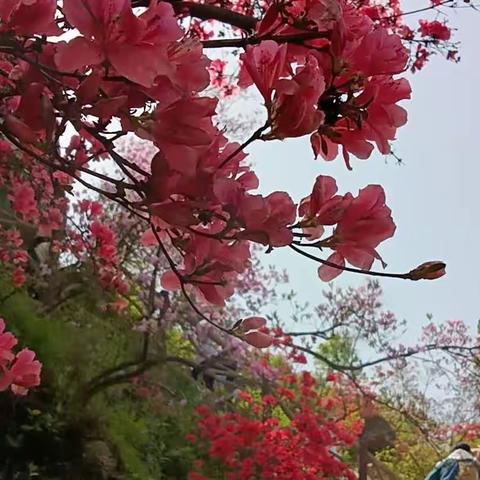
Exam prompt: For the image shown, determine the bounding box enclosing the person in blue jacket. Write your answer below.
[425,443,480,480]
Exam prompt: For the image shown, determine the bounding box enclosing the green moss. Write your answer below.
[105,405,153,479]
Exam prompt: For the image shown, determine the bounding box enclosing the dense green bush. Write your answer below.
[0,277,203,479]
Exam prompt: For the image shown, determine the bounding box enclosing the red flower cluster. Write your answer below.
[0,318,41,396]
[68,201,129,306]
[419,20,451,41]
[189,371,363,479]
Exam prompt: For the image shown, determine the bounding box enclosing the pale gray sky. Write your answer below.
[250,7,480,339]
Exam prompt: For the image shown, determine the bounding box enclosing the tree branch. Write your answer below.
[203,31,329,49]
[131,0,258,31]
[290,243,410,280]
[283,323,347,339]
[293,342,480,373]
[81,355,198,402]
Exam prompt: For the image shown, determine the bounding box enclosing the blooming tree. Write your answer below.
[270,280,480,413]
[0,0,475,398]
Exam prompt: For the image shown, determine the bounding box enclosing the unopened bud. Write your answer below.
[238,316,266,333]
[407,261,446,281]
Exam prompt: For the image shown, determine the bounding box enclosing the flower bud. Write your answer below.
[239,316,267,332]
[407,261,446,280]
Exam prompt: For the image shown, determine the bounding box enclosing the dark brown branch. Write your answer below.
[131,0,257,31]
[203,31,329,49]
[283,322,348,339]
[2,128,150,223]
[389,0,455,20]
[82,355,198,402]
[87,359,145,387]
[82,360,157,401]
[293,342,480,373]
[83,126,149,180]
[0,129,118,201]
[218,122,268,169]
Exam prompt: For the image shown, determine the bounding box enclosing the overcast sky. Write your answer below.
[249,6,480,341]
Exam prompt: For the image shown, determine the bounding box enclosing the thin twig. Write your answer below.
[218,122,269,169]
[289,243,410,280]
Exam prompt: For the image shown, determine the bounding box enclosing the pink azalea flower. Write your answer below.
[0,319,17,368]
[0,0,60,36]
[238,192,297,247]
[239,41,288,103]
[332,185,396,270]
[148,97,218,176]
[9,348,42,396]
[269,55,326,139]
[56,0,182,87]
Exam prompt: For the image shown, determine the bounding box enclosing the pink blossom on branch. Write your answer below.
[239,40,288,104]
[332,185,396,269]
[0,0,60,36]
[57,0,182,86]
[236,316,275,348]
[237,192,297,247]
[8,349,42,396]
[0,319,41,396]
[0,319,17,368]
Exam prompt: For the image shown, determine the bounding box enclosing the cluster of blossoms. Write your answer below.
[188,371,363,479]
[135,0,443,312]
[0,140,68,287]
[239,3,411,166]
[435,424,480,443]
[187,0,462,72]
[0,227,28,288]
[297,175,396,280]
[0,318,41,396]
[69,200,130,306]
